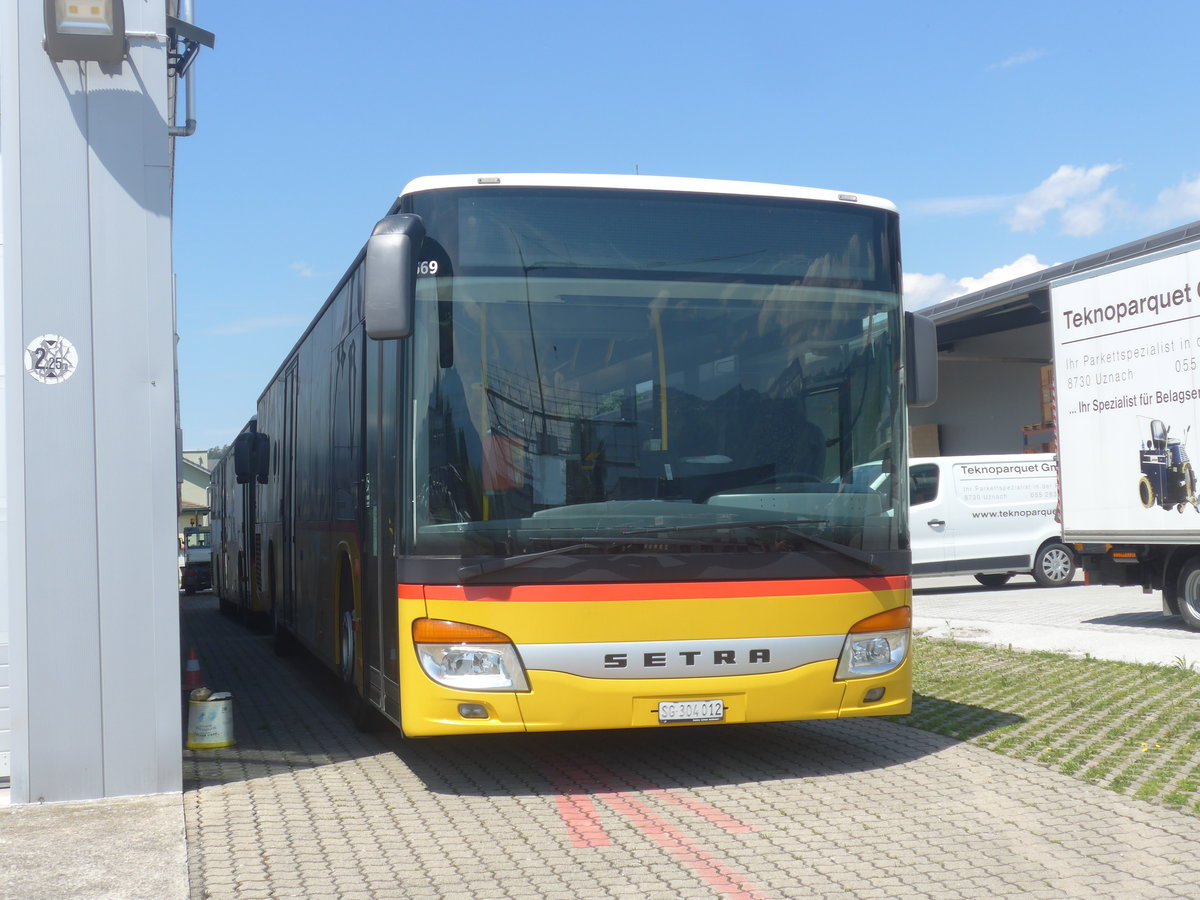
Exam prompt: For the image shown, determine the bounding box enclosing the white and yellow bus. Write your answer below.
[231,174,934,735]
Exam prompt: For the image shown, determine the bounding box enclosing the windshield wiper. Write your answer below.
[457,536,700,582]
[619,519,885,574]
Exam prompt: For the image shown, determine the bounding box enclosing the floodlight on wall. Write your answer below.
[44,0,127,65]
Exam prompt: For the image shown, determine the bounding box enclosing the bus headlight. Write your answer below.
[835,607,911,680]
[413,618,530,692]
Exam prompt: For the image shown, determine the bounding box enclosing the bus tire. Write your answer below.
[272,615,296,656]
[269,553,296,656]
[349,684,380,732]
[1032,541,1075,587]
[1176,558,1200,631]
[338,558,378,731]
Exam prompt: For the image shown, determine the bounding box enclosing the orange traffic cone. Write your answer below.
[183,648,203,691]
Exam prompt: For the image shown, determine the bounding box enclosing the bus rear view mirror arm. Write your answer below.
[365,214,426,340]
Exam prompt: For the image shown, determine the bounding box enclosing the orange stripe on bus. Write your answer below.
[406,575,909,604]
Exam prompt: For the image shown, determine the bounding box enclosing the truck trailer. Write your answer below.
[1050,241,1200,629]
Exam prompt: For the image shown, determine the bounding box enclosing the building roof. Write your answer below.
[181,456,210,477]
[918,219,1200,343]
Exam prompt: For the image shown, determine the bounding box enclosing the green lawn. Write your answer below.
[901,637,1200,816]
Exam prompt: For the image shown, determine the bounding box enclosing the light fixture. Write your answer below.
[44,0,127,65]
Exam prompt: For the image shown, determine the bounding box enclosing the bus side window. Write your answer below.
[910,463,939,506]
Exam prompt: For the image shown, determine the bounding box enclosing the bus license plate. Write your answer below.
[658,699,724,724]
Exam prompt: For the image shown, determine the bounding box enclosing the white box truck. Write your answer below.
[1051,241,1200,629]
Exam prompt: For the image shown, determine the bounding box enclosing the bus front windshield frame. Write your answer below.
[401,187,905,578]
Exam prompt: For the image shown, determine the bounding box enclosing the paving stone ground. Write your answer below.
[181,594,1200,899]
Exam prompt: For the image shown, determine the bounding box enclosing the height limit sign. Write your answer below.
[24,334,79,385]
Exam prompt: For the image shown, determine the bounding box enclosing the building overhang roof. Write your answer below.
[917,220,1200,344]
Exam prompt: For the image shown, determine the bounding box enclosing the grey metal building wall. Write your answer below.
[2,1,182,801]
[0,171,8,780]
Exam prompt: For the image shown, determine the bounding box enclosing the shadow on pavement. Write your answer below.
[394,718,952,798]
[899,693,1024,742]
[181,595,1000,800]
[1084,611,1195,632]
[914,580,1082,596]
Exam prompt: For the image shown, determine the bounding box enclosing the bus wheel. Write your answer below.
[270,555,295,657]
[338,559,356,684]
[1032,542,1076,587]
[1139,476,1156,509]
[272,613,296,656]
[340,609,356,684]
[1177,558,1200,631]
[339,559,378,731]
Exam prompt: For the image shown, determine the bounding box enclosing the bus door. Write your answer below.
[364,336,403,721]
[282,362,299,626]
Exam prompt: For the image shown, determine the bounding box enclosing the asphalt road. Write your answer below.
[913,573,1200,667]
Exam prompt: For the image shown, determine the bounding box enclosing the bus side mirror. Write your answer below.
[905,311,938,408]
[364,213,426,340]
[233,431,270,485]
[253,432,269,484]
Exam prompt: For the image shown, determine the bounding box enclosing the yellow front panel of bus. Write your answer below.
[397,576,911,736]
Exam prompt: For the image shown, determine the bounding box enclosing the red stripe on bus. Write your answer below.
[410,575,909,604]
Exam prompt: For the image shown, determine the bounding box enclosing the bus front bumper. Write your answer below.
[398,657,911,737]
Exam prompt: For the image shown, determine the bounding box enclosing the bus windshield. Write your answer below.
[403,187,904,566]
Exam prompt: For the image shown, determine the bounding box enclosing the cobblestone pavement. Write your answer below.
[182,595,1200,899]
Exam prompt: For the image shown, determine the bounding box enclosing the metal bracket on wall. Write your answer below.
[165,15,214,78]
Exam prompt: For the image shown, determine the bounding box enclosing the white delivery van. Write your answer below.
[909,454,1075,587]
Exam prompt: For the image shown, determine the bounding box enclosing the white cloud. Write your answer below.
[1058,188,1120,237]
[206,315,310,336]
[957,254,1049,293]
[905,254,1050,310]
[291,261,319,278]
[1007,164,1120,233]
[1147,175,1200,227]
[910,163,1120,236]
[903,272,959,310]
[907,195,1013,217]
[989,49,1046,71]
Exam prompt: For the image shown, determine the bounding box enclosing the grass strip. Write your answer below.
[901,637,1200,816]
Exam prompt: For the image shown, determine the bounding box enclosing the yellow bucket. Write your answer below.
[186,693,235,749]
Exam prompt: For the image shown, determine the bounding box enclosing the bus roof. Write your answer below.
[396,174,897,214]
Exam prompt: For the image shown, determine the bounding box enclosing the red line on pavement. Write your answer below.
[616,775,758,833]
[599,792,767,900]
[540,753,766,898]
[571,757,758,833]
[641,788,758,833]
[552,794,612,848]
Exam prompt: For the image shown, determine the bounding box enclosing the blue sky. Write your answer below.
[174,1,1200,450]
